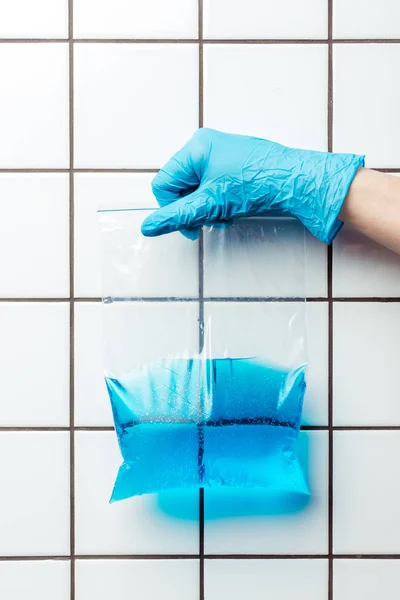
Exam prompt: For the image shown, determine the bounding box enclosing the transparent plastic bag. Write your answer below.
[98,205,309,501]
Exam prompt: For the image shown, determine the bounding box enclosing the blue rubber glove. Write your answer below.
[141,128,365,245]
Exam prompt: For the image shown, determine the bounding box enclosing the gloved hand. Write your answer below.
[141,128,365,245]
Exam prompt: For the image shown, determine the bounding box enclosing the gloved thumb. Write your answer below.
[141,188,214,237]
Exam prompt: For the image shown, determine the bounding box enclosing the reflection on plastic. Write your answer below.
[106,357,308,502]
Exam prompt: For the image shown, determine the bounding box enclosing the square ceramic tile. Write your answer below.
[204,302,306,367]
[204,302,328,425]
[0,432,69,555]
[306,235,328,298]
[334,559,400,600]
[333,173,400,297]
[303,302,328,426]
[0,561,70,600]
[204,0,327,39]
[205,560,328,600]
[204,431,328,554]
[75,173,156,297]
[75,431,199,553]
[0,0,68,38]
[76,302,199,424]
[0,174,69,297]
[74,44,198,168]
[333,44,400,167]
[102,301,199,375]
[75,174,198,298]
[204,45,327,151]
[99,209,199,296]
[74,303,111,426]
[74,0,198,38]
[333,224,400,297]
[0,303,69,426]
[0,44,68,168]
[334,431,400,553]
[75,560,199,600]
[204,219,326,298]
[333,0,400,39]
[204,302,327,424]
[333,303,400,425]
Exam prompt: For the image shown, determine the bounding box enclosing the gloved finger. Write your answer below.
[142,189,217,237]
[152,138,202,207]
[181,227,201,241]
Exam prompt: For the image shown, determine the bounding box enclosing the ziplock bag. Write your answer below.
[98,205,309,501]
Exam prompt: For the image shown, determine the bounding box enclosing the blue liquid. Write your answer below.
[106,357,308,501]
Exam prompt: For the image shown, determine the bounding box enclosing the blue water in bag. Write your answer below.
[106,357,308,501]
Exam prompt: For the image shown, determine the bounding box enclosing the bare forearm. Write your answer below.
[339,168,400,254]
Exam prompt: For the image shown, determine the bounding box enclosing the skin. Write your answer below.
[340,168,400,254]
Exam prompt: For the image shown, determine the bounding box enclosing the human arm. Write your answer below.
[339,168,400,254]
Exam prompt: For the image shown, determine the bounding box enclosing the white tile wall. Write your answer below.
[0,561,70,600]
[0,1,399,598]
[74,302,111,426]
[204,432,328,554]
[333,223,400,298]
[203,220,326,298]
[334,559,400,600]
[204,0,327,40]
[333,0,400,39]
[0,303,69,426]
[334,303,400,425]
[204,302,328,425]
[0,44,69,168]
[0,432,70,556]
[0,174,69,297]
[204,44,328,152]
[74,44,198,168]
[0,0,68,38]
[74,173,157,297]
[205,559,328,600]
[74,431,199,554]
[334,432,400,554]
[74,0,198,39]
[333,44,400,167]
[75,559,199,600]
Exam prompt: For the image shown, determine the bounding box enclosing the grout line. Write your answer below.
[204,554,329,560]
[0,168,70,173]
[2,553,400,562]
[198,3,205,600]
[5,425,400,432]
[77,554,200,560]
[3,38,400,44]
[2,296,400,304]
[327,2,334,598]
[328,249,334,600]
[0,298,71,302]
[0,168,159,173]
[0,168,399,175]
[0,38,69,43]
[0,556,72,562]
[74,38,200,44]
[3,296,400,303]
[74,168,159,173]
[203,39,327,44]
[68,3,75,600]
[333,38,400,44]
[7,425,400,432]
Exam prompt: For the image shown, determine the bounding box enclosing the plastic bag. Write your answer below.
[98,204,309,501]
